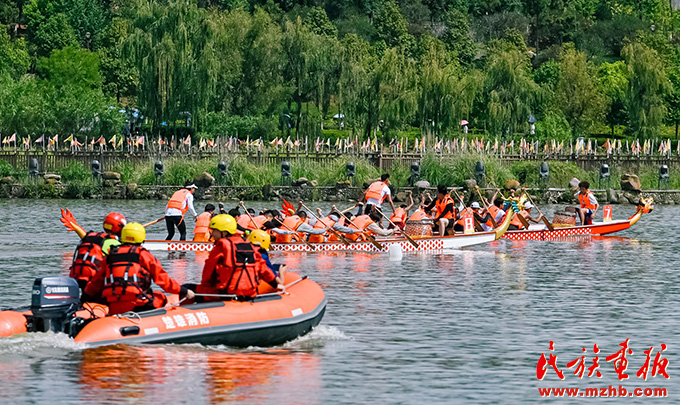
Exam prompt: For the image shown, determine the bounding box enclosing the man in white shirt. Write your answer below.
[165,182,198,240]
[363,173,396,215]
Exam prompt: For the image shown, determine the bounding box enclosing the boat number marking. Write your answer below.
[161,312,210,330]
[291,308,303,317]
[144,328,159,335]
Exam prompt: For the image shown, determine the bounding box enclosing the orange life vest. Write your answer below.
[390,207,407,224]
[488,205,502,224]
[309,216,335,243]
[276,215,304,243]
[101,245,154,304]
[209,237,265,297]
[578,190,597,210]
[166,189,190,214]
[456,207,473,227]
[365,181,387,202]
[70,231,112,284]
[436,195,455,220]
[510,210,529,229]
[193,212,212,235]
[327,216,346,241]
[346,215,374,241]
[408,210,430,222]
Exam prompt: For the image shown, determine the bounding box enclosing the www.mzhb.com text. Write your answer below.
[538,385,667,398]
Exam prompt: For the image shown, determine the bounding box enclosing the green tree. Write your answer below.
[441,9,476,66]
[37,46,103,89]
[32,13,78,58]
[374,47,418,139]
[374,1,414,51]
[553,45,605,136]
[0,30,30,79]
[599,61,628,136]
[623,42,669,138]
[338,33,375,137]
[483,48,539,136]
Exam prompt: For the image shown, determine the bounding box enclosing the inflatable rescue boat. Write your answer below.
[0,272,326,348]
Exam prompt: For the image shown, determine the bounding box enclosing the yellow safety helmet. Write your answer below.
[121,222,146,244]
[247,229,271,250]
[209,214,237,234]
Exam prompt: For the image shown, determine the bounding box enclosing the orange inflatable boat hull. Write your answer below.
[0,273,326,348]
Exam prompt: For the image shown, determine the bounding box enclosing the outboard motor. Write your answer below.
[27,277,80,333]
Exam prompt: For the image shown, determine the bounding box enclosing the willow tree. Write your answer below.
[483,48,539,136]
[338,34,375,138]
[554,45,605,137]
[418,36,481,139]
[374,47,418,140]
[124,0,219,133]
[623,42,669,139]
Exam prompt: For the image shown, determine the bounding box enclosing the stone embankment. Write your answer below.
[1,171,678,205]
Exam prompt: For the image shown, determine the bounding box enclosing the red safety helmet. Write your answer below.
[103,212,127,234]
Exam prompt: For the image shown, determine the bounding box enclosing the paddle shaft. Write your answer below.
[300,202,351,246]
[142,217,165,228]
[376,208,419,248]
[239,201,261,230]
[523,191,554,231]
[475,188,498,228]
[450,189,484,232]
[335,210,383,250]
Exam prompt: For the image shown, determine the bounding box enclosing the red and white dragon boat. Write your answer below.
[502,198,653,241]
[143,211,514,253]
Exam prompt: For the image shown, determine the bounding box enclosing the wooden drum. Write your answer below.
[404,219,434,238]
[552,211,576,228]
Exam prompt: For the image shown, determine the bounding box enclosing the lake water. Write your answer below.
[0,199,677,403]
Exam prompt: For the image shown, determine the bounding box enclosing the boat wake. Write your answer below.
[284,325,351,349]
[0,332,83,355]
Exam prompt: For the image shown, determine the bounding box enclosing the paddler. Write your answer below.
[192,204,215,242]
[389,190,414,229]
[508,202,544,230]
[165,181,198,241]
[344,210,395,241]
[82,223,193,314]
[363,173,396,215]
[272,210,329,243]
[471,202,495,231]
[423,185,456,236]
[184,214,282,302]
[68,212,127,290]
[575,181,599,225]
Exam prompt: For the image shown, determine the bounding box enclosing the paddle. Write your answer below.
[375,208,419,249]
[238,201,262,230]
[300,201,351,246]
[333,206,384,250]
[60,208,86,238]
[523,190,554,231]
[450,188,484,232]
[474,186,498,228]
[142,217,165,228]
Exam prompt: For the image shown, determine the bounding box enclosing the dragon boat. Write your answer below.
[502,196,654,241]
[143,211,514,253]
[0,272,326,348]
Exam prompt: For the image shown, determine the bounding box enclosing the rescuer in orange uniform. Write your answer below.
[574,181,599,225]
[185,215,282,302]
[165,182,199,241]
[193,204,216,242]
[69,212,127,290]
[83,223,193,314]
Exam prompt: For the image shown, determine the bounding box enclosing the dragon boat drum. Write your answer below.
[552,211,576,228]
[404,219,434,238]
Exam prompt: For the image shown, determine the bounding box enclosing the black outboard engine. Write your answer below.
[27,277,80,333]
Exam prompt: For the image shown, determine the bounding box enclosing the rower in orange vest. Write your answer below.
[423,185,456,235]
[165,182,198,241]
[389,190,414,230]
[362,173,396,215]
[574,181,599,225]
[508,202,544,230]
[193,204,215,242]
[274,211,328,243]
[344,211,395,241]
